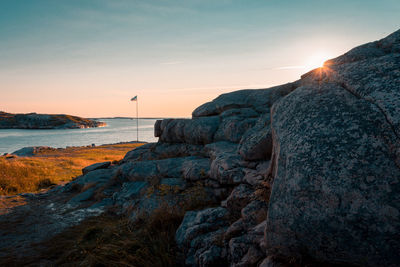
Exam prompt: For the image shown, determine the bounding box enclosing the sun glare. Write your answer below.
[305,52,331,71]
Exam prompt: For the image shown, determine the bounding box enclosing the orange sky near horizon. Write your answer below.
[0,46,357,118]
[0,59,329,118]
[1,1,399,118]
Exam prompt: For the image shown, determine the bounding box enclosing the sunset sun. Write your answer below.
[305,52,331,70]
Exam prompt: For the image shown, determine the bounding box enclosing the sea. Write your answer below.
[0,118,159,155]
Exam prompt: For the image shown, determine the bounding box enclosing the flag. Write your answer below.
[130,96,137,101]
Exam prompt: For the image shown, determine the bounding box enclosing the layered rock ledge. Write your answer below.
[0,112,106,129]
[0,29,399,266]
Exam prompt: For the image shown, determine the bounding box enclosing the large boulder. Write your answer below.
[210,152,245,185]
[239,126,272,161]
[182,158,211,181]
[192,82,299,117]
[122,143,157,162]
[82,161,111,175]
[176,207,231,266]
[266,29,400,266]
[119,156,209,182]
[228,221,266,266]
[224,184,254,216]
[192,90,255,117]
[158,117,220,144]
[214,116,258,143]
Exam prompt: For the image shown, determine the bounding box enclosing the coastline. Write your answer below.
[0,112,106,130]
[8,140,148,156]
[0,118,158,155]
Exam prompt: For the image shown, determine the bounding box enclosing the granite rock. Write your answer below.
[266,29,400,266]
[82,161,111,175]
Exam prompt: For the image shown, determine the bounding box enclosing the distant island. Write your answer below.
[0,112,106,129]
[96,116,173,120]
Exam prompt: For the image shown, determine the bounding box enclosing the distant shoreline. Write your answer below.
[0,117,159,155]
[9,141,148,156]
[0,112,106,129]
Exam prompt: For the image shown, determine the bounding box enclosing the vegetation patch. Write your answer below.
[43,209,182,267]
[5,204,208,267]
[0,143,144,195]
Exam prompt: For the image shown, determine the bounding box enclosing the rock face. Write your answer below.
[265,29,400,266]
[0,112,106,129]
[1,29,399,266]
[82,161,111,175]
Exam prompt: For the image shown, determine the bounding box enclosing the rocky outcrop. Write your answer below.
[82,161,111,175]
[99,79,297,266]
[265,29,400,266]
[1,29,399,266]
[11,146,57,156]
[163,29,400,266]
[0,112,106,129]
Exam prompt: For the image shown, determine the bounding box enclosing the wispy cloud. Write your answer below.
[274,65,305,70]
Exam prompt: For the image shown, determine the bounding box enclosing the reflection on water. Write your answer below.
[0,118,159,154]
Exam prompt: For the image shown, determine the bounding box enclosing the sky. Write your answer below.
[1,0,399,118]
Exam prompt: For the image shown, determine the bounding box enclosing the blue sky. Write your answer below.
[1,0,399,117]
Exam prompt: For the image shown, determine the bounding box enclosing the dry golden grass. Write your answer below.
[4,198,219,266]
[0,143,144,195]
[45,209,183,267]
[0,208,183,267]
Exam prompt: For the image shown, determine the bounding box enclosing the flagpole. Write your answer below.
[136,97,139,142]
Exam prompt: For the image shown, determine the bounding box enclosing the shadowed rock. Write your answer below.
[82,161,111,175]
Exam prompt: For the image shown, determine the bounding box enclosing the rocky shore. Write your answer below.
[0,112,106,129]
[0,29,399,266]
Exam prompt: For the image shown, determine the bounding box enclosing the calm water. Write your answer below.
[0,118,158,154]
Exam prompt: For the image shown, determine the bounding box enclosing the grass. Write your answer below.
[39,208,184,267]
[4,197,218,267]
[0,142,222,266]
[0,143,144,195]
